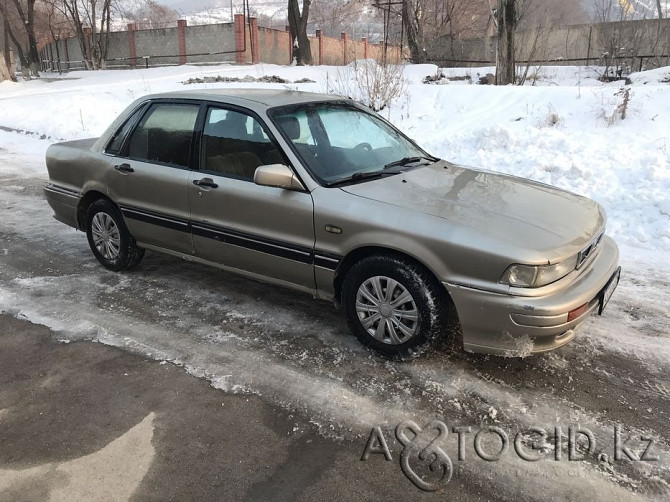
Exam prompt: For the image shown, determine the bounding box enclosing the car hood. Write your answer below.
[340,162,606,263]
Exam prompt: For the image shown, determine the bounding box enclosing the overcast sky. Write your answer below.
[161,0,223,14]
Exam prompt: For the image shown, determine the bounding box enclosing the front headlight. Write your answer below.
[500,255,579,288]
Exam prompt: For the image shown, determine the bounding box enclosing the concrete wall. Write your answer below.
[38,17,404,72]
[134,27,180,65]
[320,35,343,65]
[429,18,670,69]
[258,27,291,65]
[184,23,237,64]
[105,31,131,65]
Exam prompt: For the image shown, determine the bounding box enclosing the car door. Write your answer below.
[187,105,315,291]
[105,100,200,255]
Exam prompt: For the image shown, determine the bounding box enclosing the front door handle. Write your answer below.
[114,163,134,173]
[193,178,218,189]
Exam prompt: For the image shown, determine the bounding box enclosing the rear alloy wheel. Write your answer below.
[86,198,144,271]
[342,255,447,356]
[91,212,121,261]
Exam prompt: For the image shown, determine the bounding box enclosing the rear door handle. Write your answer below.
[193,178,218,189]
[114,163,134,173]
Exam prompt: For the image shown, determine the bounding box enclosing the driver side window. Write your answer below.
[200,108,286,180]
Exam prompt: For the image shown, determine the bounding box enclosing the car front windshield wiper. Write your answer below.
[383,155,438,169]
[326,169,402,187]
[326,156,440,187]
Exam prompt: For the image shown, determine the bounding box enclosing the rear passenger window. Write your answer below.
[200,108,285,180]
[127,103,199,168]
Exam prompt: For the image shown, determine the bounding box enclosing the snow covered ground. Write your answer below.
[0,63,669,500]
[1,63,668,254]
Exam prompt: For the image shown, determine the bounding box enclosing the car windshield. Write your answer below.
[268,102,435,186]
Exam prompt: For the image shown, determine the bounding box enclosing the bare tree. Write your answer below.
[58,0,113,69]
[515,9,549,84]
[593,0,649,78]
[0,0,41,75]
[1,16,12,80]
[120,0,178,29]
[0,57,10,79]
[494,0,516,84]
[310,0,366,38]
[399,1,493,63]
[401,0,426,63]
[419,0,492,60]
[288,0,312,65]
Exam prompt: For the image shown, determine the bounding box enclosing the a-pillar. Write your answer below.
[177,19,187,65]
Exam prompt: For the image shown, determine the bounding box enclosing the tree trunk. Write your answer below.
[3,12,12,78]
[6,0,39,75]
[26,0,39,75]
[495,0,516,85]
[0,56,10,80]
[656,0,663,19]
[0,10,28,69]
[288,0,312,65]
[1,14,11,81]
[62,0,92,70]
[402,0,426,63]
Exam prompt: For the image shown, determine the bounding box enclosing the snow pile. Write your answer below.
[0,63,668,256]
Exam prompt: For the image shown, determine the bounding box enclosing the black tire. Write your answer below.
[341,255,447,357]
[85,198,144,271]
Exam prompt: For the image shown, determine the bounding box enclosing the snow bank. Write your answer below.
[0,63,668,256]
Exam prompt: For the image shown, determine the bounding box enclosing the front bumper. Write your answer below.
[443,236,620,355]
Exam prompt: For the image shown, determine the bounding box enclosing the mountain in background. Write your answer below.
[583,0,669,20]
[160,0,668,32]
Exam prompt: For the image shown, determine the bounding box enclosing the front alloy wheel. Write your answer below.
[355,276,419,345]
[342,255,447,356]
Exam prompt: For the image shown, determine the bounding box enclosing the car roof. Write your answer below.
[144,89,348,109]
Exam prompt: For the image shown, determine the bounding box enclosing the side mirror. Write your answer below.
[254,164,305,191]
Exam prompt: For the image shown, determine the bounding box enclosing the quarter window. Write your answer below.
[127,103,199,168]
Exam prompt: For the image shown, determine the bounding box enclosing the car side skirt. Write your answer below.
[137,242,320,298]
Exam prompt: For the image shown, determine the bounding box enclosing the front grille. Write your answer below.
[577,233,603,269]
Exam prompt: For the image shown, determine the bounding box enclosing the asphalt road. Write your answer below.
[0,175,668,501]
[0,314,495,501]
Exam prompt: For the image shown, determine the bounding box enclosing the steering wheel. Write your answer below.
[353,142,373,152]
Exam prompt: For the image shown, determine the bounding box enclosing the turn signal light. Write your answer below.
[567,303,589,322]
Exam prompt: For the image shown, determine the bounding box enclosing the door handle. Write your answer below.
[193,178,218,189]
[114,163,134,173]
